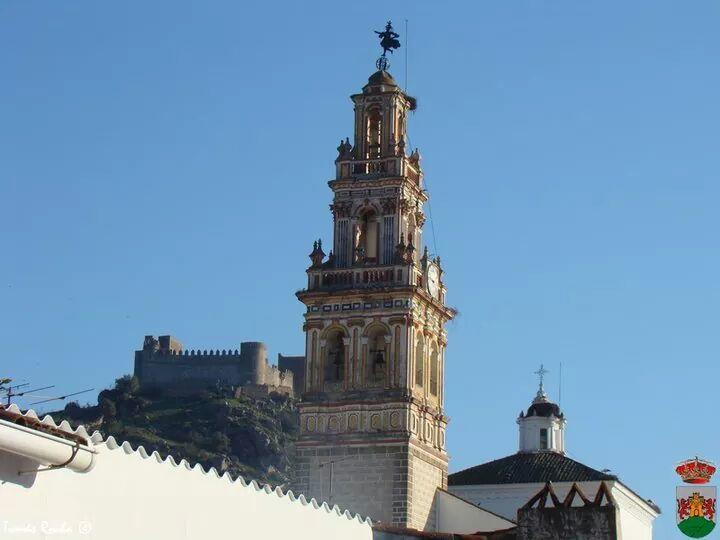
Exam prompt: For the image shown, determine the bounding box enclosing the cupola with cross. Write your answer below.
[517,365,567,454]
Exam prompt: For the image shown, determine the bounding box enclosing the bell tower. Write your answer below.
[294,23,455,531]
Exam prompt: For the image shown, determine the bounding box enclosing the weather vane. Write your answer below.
[374,20,401,71]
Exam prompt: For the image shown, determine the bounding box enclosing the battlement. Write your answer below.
[134,335,302,397]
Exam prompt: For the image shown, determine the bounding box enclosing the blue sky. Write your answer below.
[1,2,718,537]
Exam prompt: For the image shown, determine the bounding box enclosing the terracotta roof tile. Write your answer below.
[449,452,617,486]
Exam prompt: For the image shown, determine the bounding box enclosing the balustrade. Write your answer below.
[306,265,409,291]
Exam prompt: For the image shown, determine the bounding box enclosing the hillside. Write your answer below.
[51,375,300,486]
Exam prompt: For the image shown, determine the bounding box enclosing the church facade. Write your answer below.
[448,383,660,539]
[293,67,455,530]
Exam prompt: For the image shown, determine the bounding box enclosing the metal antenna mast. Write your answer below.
[3,385,56,406]
[404,19,409,92]
[559,362,563,407]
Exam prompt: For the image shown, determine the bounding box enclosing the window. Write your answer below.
[355,210,379,263]
[324,331,345,383]
[337,219,350,267]
[382,215,395,264]
[367,326,388,385]
[366,109,382,158]
[415,336,424,387]
[429,346,439,396]
[540,428,549,449]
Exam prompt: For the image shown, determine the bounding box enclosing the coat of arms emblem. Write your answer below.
[676,457,716,538]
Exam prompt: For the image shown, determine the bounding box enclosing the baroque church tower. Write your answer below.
[294,39,455,530]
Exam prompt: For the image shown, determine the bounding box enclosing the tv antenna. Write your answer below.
[29,388,94,407]
[2,384,56,407]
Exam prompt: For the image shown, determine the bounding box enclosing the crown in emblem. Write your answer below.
[676,457,716,484]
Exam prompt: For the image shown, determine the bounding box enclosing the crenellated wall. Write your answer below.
[134,336,298,397]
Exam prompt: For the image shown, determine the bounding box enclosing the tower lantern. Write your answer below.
[293,24,455,531]
[517,366,567,454]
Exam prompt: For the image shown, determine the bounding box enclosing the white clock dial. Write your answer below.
[427,264,440,299]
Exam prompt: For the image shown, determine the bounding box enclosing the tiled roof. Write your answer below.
[0,405,89,446]
[524,401,562,418]
[449,452,617,486]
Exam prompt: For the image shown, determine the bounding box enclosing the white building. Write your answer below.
[0,404,374,540]
[448,381,660,540]
[0,403,515,539]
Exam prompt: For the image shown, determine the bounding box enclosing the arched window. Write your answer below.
[540,428,549,449]
[367,326,388,386]
[355,210,379,263]
[324,331,345,384]
[310,331,318,390]
[415,335,425,387]
[429,345,439,396]
[366,108,382,158]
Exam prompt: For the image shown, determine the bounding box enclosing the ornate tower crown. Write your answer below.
[293,24,455,531]
[676,457,716,484]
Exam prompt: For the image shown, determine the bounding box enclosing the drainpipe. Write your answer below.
[0,418,96,474]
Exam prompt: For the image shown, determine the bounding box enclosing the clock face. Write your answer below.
[427,264,440,298]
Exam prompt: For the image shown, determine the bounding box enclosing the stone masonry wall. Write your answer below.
[134,336,296,396]
[517,506,619,540]
[294,443,410,526]
[407,444,447,531]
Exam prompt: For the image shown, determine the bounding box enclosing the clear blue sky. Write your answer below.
[1,2,718,537]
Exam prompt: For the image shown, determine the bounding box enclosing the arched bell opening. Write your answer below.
[354,209,380,264]
[324,330,346,388]
[365,107,382,159]
[366,325,389,386]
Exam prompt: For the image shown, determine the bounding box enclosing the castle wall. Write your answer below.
[278,354,306,396]
[134,336,295,396]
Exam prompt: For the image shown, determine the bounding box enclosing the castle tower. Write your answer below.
[294,27,455,531]
[517,366,566,454]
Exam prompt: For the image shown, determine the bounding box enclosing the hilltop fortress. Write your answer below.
[134,335,305,398]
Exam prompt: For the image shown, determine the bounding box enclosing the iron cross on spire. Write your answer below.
[534,364,549,396]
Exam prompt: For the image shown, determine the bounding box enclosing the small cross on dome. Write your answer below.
[533,364,549,402]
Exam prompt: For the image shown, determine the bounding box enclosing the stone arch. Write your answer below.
[365,105,383,158]
[364,323,390,386]
[322,326,348,387]
[353,202,381,264]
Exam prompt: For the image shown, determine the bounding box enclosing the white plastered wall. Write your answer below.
[449,480,657,539]
[434,489,515,534]
[0,408,372,540]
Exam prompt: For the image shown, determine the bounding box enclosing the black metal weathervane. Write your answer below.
[374,20,401,71]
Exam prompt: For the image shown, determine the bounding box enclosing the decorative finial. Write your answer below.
[374,20,401,71]
[534,364,549,402]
